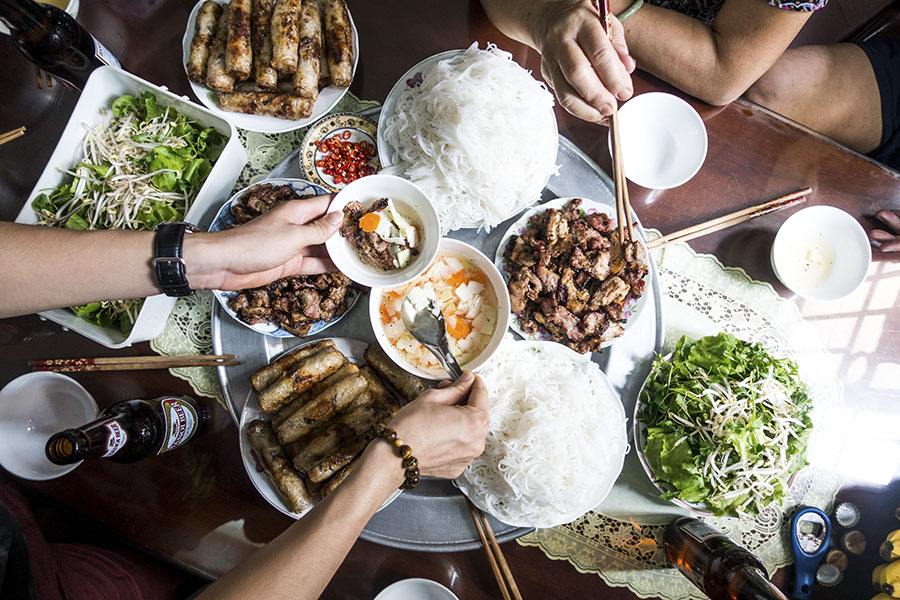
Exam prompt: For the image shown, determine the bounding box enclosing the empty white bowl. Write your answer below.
[0,372,98,480]
[374,579,459,600]
[771,206,871,301]
[326,174,440,288]
[611,92,707,189]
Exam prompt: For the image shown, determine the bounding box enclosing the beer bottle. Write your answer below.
[0,0,120,91]
[664,517,789,600]
[45,396,206,464]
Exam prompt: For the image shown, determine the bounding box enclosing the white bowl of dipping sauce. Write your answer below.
[611,92,707,189]
[373,578,459,600]
[0,372,98,480]
[771,206,871,301]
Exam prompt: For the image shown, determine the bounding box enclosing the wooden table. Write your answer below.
[1,1,899,598]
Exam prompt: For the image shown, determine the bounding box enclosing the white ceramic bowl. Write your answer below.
[326,174,440,288]
[14,66,247,348]
[208,178,359,338]
[373,579,459,600]
[0,372,98,481]
[611,92,707,189]
[369,238,511,380]
[181,0,359,133]
[771,206,871,301]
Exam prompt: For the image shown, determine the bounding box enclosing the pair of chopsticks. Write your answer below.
[594,0,634,246]
[29,354,240,372]
[0,126,26,147]
[647,186,812,251]
[466,499,523,600]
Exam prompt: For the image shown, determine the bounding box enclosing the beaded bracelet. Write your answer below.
[367,423,420,490]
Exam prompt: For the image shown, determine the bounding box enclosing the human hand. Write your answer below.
[538,0,636,124]
[870,210,900,252]
[388,372,489,479]
[185,195,341,291]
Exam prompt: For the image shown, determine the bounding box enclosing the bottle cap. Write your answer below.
[816,564,843,586]
[842,530,867,555]
[834,502,860,528]
[826,549,848,571]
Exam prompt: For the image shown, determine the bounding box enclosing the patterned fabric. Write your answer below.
[646,0,826,25]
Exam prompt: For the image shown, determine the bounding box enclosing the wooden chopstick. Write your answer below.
[594,0,634,246]
[30,354,239,372]
[647,187,812,251]
[466,499,523,600]
[0,126,26,146]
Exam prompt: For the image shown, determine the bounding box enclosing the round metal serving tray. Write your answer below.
[213,108,664,551]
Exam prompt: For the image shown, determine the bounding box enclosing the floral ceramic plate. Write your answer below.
[299,113,379,192]
[208,177,360,338]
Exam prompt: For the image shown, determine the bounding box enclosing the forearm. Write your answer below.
[0,222,230,318]
[198,442,404,600]
[614,0,811,105]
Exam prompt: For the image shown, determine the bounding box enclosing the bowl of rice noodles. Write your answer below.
[378,43,558,233]
[457,337,628,528]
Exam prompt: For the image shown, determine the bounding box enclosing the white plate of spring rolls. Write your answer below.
[182,0,359,133]
[240,338,405,519]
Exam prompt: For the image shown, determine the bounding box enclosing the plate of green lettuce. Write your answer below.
[635,332,814,517]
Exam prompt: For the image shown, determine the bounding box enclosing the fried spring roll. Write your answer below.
[270,0,302,73]
[293,0,320,99]
[206,10,236,92]
[226,0,254,80]
[359,366,401,416]
[251,0,278,89]
[308,435,367,483]
[321,459,357,497]
[272,362,358,428]
[318,45,330,89]
[277,372,367,444]
[287,393,377,473]
[234,80,295,92]
[364,344,426,403]
[323,0,352,87]
[246,419,311,513]
[217,91,313,119]
[187,0,222,84]
[258,347,344,413]
[251,339,335,392]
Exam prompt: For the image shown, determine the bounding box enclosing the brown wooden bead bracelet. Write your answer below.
[366,423,420,490]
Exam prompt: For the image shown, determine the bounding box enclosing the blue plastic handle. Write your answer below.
[791,506,831,600]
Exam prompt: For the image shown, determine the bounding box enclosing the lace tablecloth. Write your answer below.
[150,103,843,596]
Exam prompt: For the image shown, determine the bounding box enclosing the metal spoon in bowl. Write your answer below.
[400,295,464,380]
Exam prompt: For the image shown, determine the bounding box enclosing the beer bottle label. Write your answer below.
[681,520,723,545]
[158,397,199,454]
[92,37,121,67]
[103,421,128,457]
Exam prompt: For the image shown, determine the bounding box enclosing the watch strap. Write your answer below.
[153,222,197,297]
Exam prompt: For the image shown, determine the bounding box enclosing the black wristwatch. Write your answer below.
[153,222,199,297]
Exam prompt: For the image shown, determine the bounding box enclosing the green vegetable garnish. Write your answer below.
[639,332,813,516]
[31,91,224,335]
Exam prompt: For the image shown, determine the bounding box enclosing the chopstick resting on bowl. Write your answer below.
[0,126,26,147]
[647,187,812,251]
[466,498,523,600]
[29,354,240,372]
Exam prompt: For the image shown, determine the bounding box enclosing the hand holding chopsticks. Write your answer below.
[30,354,240,372]
[647,187,812,251]
[466,498,523,600]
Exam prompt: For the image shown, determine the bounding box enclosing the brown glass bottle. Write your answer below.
[46,396,206,464]
[664,517,789,600]
[0,0,120,91]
